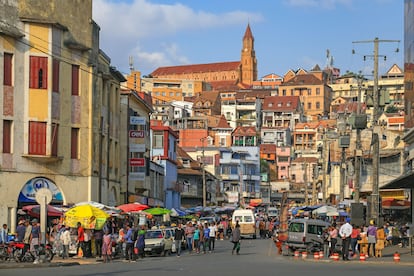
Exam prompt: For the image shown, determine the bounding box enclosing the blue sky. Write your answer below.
[93,0,403,79]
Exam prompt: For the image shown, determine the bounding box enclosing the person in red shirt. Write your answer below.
[350,224,361,258]
[77,222,86,258]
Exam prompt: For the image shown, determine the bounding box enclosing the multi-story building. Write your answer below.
[219,147,261,206]
[280,68,332,121]
[262,96,303,129]
[150,121,179,209]
[0,0,125,230]
[119,90,165,206]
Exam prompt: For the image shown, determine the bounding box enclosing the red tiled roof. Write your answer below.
[281,74,323,86]
[150,61,241,77]
[233,126,257,136]
[262,96,300,111]
[260,144,276,153]
[212,115,232,129]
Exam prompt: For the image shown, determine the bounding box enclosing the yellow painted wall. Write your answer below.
[28,24,50,120]
[29,89,49,120]
[29,24,49,54]
[3,36,15,51]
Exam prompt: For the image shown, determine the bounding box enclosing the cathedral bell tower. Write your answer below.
[240,24,258,86]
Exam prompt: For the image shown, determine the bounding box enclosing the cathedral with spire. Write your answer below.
[150,24,258,90]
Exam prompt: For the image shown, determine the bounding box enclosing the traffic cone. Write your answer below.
[359,253,366,262]
[294,251,300,259]
[302,251,308,259]
[77,247,83,258]
[393,252,400,263]
[313,252,320,260]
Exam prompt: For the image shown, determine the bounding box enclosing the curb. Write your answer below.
[0,262,80,269]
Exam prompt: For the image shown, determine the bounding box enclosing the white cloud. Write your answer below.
[93,0,262,74]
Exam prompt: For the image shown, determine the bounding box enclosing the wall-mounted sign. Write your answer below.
[129,158,145,167]
[18,177,63,204]
[129,144,146,153]
[129,130,145,138]
[130,116,146,125]
[129,172,146,181]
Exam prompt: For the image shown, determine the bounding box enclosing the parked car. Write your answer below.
[285,218,330,254]
[144,228,174,256]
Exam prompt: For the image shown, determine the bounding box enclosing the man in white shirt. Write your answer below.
[339,218,353,261]
[0,224,8,244]
[208,222,217,252]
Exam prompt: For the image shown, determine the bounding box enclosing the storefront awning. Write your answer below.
[381,171,414,189]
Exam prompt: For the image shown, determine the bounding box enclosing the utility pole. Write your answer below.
[352,38,400,223]
[322,133,328,204]
[201,137,206,207]
[353,75,363,203]
[303,162,308,205]
[312,164,318,205]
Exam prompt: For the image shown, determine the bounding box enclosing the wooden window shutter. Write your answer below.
[29,56,39,88]
[3,53,12,86]
[52,58,60,93]
[71,128,79,159]
[29,121,46,155]
[2,120,12,153]
[72,65,79,95]
[51,123,59,156]
[29,56,48,89]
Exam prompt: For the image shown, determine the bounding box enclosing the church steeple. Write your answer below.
[240,24,257,86]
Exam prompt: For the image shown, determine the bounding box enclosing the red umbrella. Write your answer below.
[22,204,64,217]
[117,203,150,213]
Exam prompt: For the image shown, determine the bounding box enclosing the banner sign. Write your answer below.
[129,158,145,167]
[130,116,146,125]
[129,130,144,138]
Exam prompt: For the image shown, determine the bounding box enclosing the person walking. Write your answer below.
[102,229,112,263]
[208,222,217,252]
[367,220,377,257]
[231,221,241,255]
[185,222,194,254]
[350,225,361,258]
[375,225,385,257]
[135,226,146,259]
[329,223,338,256]
[76,222,85,258]
[60,226,71,259]
[339,218,353,261]
[193,224,201,254]
[15,220,26,242]
[124,223,136,262]
[30,219,41,253]
[174,224,185,257]
[202,223,211,254]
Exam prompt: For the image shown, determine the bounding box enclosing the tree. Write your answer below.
[385,105,398,114]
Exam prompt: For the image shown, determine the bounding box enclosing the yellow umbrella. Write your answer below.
[64,204,110,230]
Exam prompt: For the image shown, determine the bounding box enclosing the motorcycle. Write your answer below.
[306,238,324,253]
[0,243,14,261]
[13,242,54,263]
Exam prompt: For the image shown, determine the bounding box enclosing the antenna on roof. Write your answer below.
[129,56,134,72]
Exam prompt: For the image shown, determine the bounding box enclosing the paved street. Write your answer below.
[1,238,413,275]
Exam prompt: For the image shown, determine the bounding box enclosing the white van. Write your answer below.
[231,209,256,239]
[285,218,330,253]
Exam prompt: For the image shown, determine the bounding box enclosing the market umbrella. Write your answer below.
[74,201,121,214]
[22,204,64,218]
[312,205,338,216]
[64,204,110,230]
[117,203,150,213]
[145,207,172,216]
